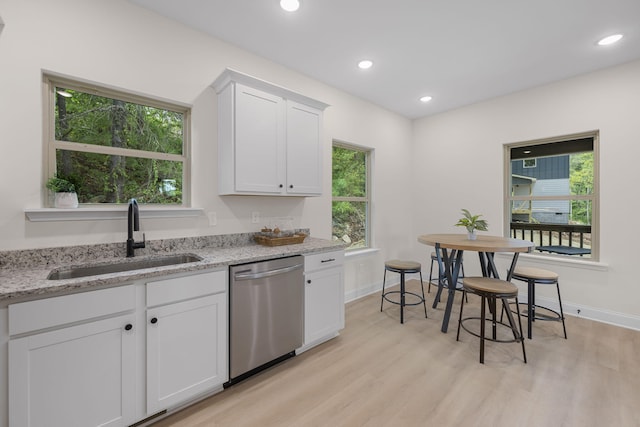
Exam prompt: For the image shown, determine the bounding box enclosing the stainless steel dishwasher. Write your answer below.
[227,256,304,386]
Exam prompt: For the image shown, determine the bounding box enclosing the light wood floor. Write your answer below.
[153,280,640,427]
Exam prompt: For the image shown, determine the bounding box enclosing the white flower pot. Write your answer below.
[467,231,477,240]
[54,192,78,208]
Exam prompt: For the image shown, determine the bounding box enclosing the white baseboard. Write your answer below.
[345,281,383,304]
[345,282,640,331]
[523,294,640,331]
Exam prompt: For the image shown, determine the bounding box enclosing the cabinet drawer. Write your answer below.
[146,270,226,307]
[9,285,135,336]
[304,250,344,273]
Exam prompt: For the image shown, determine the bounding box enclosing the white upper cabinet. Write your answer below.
[213,69,329,196]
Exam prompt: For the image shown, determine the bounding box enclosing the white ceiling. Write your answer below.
[131,0,640,119]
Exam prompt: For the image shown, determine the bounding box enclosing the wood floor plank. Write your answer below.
[152,280,640,426]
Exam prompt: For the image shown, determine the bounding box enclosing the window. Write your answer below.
[332,142,371,250]
[44,74,190,206]
[506,132,598,260]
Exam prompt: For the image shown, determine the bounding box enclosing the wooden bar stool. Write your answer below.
[511,267,567,339]
[457,277,526,364]
[380,260,427,324]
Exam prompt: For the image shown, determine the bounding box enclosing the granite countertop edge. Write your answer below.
[0,236,346,303]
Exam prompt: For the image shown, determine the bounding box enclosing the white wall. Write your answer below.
[411,59,640,325]
[0,0,413,295]
[2,0,638,326]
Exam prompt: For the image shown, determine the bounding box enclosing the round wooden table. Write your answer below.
[418,234,533,332]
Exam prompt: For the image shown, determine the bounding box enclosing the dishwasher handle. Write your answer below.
[234,263,303,281]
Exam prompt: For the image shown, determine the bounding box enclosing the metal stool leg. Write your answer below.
[428,255,436,293]
[527,278,534,339]
[419,271,428,318]
[501,296,527,363]
[456,291,466,341]
[480,295,487,364]
[400,272,405,324]
[556,280,568,339]
[380,268,387,312]
[515,298,527,363]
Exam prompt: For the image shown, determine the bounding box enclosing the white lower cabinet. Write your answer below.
[7,269,227,427]
[9,313,136,427]
[8,286,137,427]
[302,250,345,351]
[146,292,227,413]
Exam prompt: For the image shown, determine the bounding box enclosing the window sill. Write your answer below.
[496,252,608,271]
[345,247,380,259]
[24,207,204,222]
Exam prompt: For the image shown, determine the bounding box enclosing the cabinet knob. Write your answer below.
[279,184,283,188]
[150,317,158,324]
[289,185,294,189]
[124,324,133,331]
[307,279,312,284]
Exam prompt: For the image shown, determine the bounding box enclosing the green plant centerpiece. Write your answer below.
[46,176,78,208]
[455,209,488,240]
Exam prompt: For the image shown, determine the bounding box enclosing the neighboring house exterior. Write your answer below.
[511,155,570,224]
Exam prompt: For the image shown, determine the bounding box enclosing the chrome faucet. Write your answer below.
[126,198,146,257]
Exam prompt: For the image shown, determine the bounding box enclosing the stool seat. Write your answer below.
[463,277,518,297]
[513,267,558,282]
[385,259,421,272]
[381,260,427,324]
[457,277,526,364]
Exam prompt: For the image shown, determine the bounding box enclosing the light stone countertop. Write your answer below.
[0,233,345,304]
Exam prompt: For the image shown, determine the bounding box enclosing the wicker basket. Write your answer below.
[254,233,307,246]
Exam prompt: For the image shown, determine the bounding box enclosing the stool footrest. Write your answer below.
[510,302,564,322]
[459,317,524,344]
[381,290,425,307]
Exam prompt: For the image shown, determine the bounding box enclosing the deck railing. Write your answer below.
[509,222,591,255]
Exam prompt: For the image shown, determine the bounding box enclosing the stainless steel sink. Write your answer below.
[47,254,203,280]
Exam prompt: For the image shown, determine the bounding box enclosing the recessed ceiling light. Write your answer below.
[56,90,72,98]
[419,96,432,103]
[358,60,373,70]
[280,0,300,12]
[597,34,623,46]
[523,150,532,154]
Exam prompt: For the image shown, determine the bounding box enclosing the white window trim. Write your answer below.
[332,140,373,251]
[504,130,599,261]
[42,71,192,209]
[24,207,203,222]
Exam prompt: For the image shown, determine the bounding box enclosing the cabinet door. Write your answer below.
[286,101,323,195]
[9,314,136,427]
[304,267,345,345]
[147,293,227,413]
[234,84,286,193]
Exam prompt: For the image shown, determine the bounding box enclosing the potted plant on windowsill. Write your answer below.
[46,176,78,208]
[455,209,488,240]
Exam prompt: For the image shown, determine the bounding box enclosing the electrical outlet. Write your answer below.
[252,211,260,224]
[208,211,217,226]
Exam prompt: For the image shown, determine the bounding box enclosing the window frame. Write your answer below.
[42,72,192,207]
[504,131,599,261]
[332,140,372,251]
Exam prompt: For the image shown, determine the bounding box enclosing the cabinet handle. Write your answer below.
[150,317,158,324]
[321,258,336,263]
[124,324,133,331]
